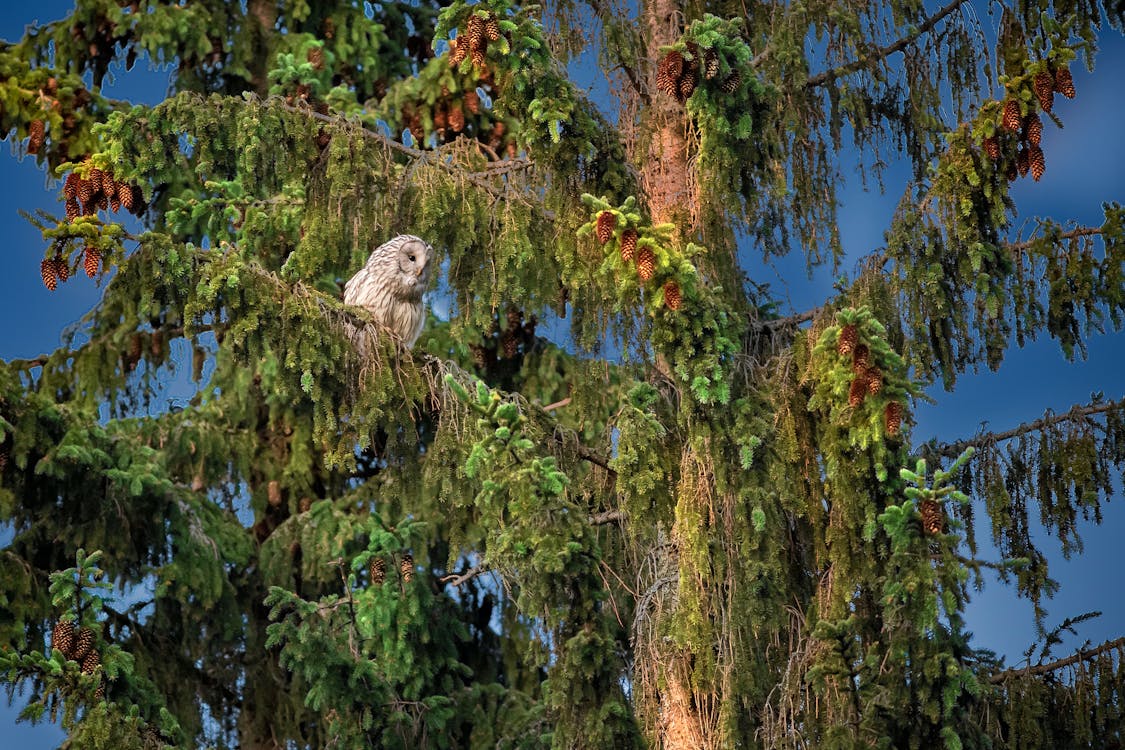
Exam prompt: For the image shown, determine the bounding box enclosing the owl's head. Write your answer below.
[387,235,433,298]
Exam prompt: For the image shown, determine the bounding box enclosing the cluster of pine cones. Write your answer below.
[984,64,1075,182]
[469,308,538,369]
[837,324,903,436]
[656,44,740,104]
[63,166,144,220]
[51,619,106,699]
[449,12,504,70]
[40,246,105,291]
[369,553,414,585]
[596,211,683,310]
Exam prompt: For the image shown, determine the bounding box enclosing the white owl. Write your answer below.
[343,235,434,348]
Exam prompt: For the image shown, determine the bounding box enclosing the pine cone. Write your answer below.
[53,620,76,658]
[369,556,386,585]
[865,367,883,395]
[64,172,80,199]
[619,228,638,262]
[1054,66,1075,98]
[1001,98,1022,133]
[52,255,70,283]
[72,627,96,662]
[837,324,858,355]
[1029,144,1045,181]
[41,258,58,291]
[720,70,741,94]
[306,46,325,70]
[851,343,870,372]
[885,401,904,436]
[501,329,519,359]
[449,105,465,133]
[267,480,281,507]
[66,197,81,221]
[84,247,101,277]
[1034,70,1055,112]
[88,167,105,194]
[636,246,656,282]
[1016,144,1030,177]
[77,178,94,204]
[484,16,502,42]
[595,211,616,244]
[81,650,101,674]
[433,105,447,132]
[982,136,1000,161]
[467,15,486,50]
[470,45,487,69]
[448,38,467,66]
[919,499,944,535]
[100,170,116,200]
[678,67,699,102]
[656,51,683,98]
[663,280,682,311]
[464,88,480,115]
[93,681,105,701]
[848,376,867,407]
[1025,113,1043,146]
[703,48,719,79]
[27,120,45,154]
[400,553,414,584]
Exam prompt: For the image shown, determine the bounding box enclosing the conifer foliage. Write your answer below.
[1,1,1125,749]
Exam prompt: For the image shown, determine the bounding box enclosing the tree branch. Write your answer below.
[990,636,1125,683]
[440,565,487,587]
[928,397,1125,458]
[805,0,972,88]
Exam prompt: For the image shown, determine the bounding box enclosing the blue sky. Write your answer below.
[1,2,1122,745]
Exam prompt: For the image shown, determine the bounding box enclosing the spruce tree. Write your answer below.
[1,1,1124,748]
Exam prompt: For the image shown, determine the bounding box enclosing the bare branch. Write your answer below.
[928,397,1125,458]
[805,0,972,88]
[990,636,1125,683]
[440,565,487,587]
[590,509,625,525]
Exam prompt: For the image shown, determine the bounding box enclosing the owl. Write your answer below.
[343,235,434,348]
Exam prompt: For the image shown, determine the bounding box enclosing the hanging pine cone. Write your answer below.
[72,627,96,662]
[467,15,486,49]
[448,38,467,66]
[369,556,386,585]
[1025,112,1043,146]
[484,16,502,42]
[982,136,1000,161]
[1001,98,1022,133]
[306,46,325,70]
[64,172,80,199]
[52,620,76,658]
[464,88,480,115]
[501,329,520,358]
[400,553,414,583]
[885,401,904,436]
[449,105,465,133]
[470,45,487,69]
[77,177,94,205]
[84,247,101,277]
[848,376,868,407]
[1016,144,1030,177]
[52,255,70,283]
[109,195,121,213]
[81,650,101,674]
[636,246,656,282]
[851,343,870,372]
[656,51,683,98]
[837,324,858,355]
[94,681,105,701]
[663,280,682,311]
[433,105,447,132]
[919,498,945,535]
[1054,66,1076,98]
[65,197,81,221]
[595,210,616,244]
[702,48,719,79]
[27,119,45,154]
[720,70,741,94]
[127,333,144,369]
[267,480,281,507]
[1029,144,1045,181]
[100,170,116,199]
[88,167,105,194]
[678,67,699,102]
[1032,70,1055,113]
[865,367,883,395]
[41,258,58,291]
[619,228,638,262]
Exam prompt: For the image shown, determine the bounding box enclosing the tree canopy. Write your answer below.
[1,0,1124,748]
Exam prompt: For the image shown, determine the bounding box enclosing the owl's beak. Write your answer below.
[417,268,425,278]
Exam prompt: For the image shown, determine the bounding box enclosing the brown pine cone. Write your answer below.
[65,197,81,221]
[464,88,480,115]
[400,553,414,583]
[982,136,1000,161]
[865,368,883,395]
[1025,113,1043,146]
[448,38,467,66]
[72,627,96,662]
[619,228,638,262]
[636,246,656,282]
[1054,66,1075,98]
[595,211,616,244]
[848,376,867,407]
[1029,144,1045,181]
[885,401,904,436]
[52,255,70,283]
[369,556,386,585]
[484,16,502,42]
[64,172,81,199]
[720,70,741,94]
[52,620,76,658]
[1034,70,1055,112]
[27,120,45,154]
[1016,145,1030,177]
[663,280,682,311]
[837,324,858,355]
[41,258,58,291]
[84,247,101,277]
[81,650,101,674]
[1001,98,1022,132]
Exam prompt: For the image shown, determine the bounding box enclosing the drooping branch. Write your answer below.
[805,0,973,88]
[928,397,1125,459]
[990,636,1125,683]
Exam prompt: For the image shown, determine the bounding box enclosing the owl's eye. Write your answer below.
[408,254,416,262]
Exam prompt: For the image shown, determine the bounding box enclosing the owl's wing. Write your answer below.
[343,264,378,308]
